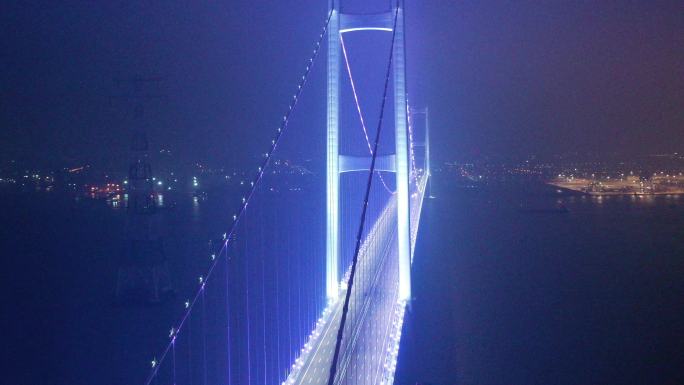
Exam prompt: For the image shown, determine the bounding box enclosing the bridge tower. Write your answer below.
[326,0,411,301]
[411,106,431,194]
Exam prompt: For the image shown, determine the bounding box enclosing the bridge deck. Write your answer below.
[287,175,427,385]
[289,197,399,385]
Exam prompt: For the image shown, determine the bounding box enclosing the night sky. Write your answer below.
[1,0,682,169]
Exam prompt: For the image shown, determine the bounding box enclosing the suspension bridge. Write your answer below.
[142,1,429,384]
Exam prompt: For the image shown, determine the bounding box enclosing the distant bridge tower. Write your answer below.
[326,0,411,301]
[410,106,431,195]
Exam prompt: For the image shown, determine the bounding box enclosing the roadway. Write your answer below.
[288,174,428,385]
[289,198,400,385]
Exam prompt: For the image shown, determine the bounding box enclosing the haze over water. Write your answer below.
[398,180,684,385]
[3,178,683,384]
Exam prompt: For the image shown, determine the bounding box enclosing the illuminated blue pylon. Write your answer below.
[326,0,411,301]
[410,106,431,183]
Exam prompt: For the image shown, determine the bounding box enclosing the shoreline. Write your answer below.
[549,183,684,196]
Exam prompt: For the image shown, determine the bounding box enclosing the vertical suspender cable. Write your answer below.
[172,337,177,385]
[260,192,268,385]
[297,218,302,349]
[244,209,252,385]
[287,222,292,372]
[288,209,293,372]
[274,205,282,381]
[201,288,207,385]
[187,306,192,385]
[225,245,232,385]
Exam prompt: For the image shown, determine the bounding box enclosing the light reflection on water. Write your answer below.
[106,193,169,209]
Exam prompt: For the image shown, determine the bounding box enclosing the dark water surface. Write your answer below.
[1,191,227,385]
[2,181,683,384]
[397,181,684,385]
